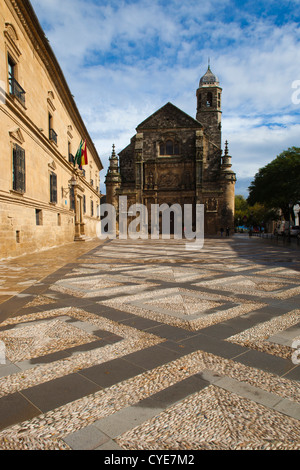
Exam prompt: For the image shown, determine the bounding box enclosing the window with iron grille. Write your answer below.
[70,186,75,211]
[12,144,26,193]
[8,55,26,106]
[91,200,94,217]
[50,172,57,203]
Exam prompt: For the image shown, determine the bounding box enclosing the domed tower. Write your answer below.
[196,63,222,148]
[105,144,121,210]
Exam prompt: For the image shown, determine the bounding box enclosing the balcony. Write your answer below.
[9,77,26,106]
[49,128,58,145]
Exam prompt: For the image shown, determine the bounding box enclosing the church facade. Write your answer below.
[105,66,236,236]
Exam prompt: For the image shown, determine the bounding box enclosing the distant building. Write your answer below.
[105,65,236,236]
[0,0,103,259]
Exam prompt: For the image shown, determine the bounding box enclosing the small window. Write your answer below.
[49,113,57,144]
[12,144,26,193]
[16,231,20,243]
[50,172,57,203]
[36,209,43,226]
[57,213,61,226]
[68,142,74,163]
[198,95,201,109]
[91,200,94,217]
[159,140,179,156]
[166,140,173,155]
[83,195,86,214]
[206,92,213,107]
[8,55,16,95]
[8,55,25,105]
[70,186,75,211]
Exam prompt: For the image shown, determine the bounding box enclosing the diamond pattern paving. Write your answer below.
[0,235,299,450]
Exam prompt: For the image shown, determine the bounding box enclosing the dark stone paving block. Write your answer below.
[29,338,120,365]
[123,344,182,370]
[233,349,296,377]
[158,340,192,355]
[0,392,40,431]
[120,316,162,331]
[146,324,198,341]
[199,323,242,340]
[0,296,35,322]
[179,334,248,359]
[137,375,209,409]
[78,358,145,388]
[83,303,134,322]
[282,366,300,382]
[21,373,101,413]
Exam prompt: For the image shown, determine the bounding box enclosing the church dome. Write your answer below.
[199,65,219,86]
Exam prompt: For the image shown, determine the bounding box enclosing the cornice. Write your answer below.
[7,0,103,170]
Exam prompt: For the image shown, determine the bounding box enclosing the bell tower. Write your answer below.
[196,63,222,148]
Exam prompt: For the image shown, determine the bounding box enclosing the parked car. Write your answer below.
[289,225,300,236]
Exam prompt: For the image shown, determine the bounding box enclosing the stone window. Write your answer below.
[159,140,180,156]
[70,186,75,211]
[12,144,25,193]
[50,171,57,203]
[49,113,57,145]
[35,209,43,226]
[206,92,213,107]
[91,200,94,217]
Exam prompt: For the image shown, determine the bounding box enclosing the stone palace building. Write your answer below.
[106,65,236,236]
[0,0,103,259]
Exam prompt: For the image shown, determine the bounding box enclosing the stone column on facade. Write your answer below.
[105,145,122,233]
[79,196,85,235]
[220,141,236,229]
[71,172,85,241]
[134,133,144,205]
[195,129,204,204]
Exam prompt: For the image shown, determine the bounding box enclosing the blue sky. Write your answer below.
[30,0,300,196]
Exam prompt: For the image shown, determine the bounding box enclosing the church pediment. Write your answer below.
[136,102,203,130]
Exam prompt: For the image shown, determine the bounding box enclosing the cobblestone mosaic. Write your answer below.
[0,236,299,450]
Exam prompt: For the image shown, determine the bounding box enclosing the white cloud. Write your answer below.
[30,0,300,196]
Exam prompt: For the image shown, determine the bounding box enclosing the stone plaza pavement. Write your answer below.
[0,235,299,450]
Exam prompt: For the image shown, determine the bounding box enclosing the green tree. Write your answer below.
[235,195,279,231]
[247,147,300,220]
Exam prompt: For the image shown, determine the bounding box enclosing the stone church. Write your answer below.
[105,65,236,236]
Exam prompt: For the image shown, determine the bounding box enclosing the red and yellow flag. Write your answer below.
[81,139,88,166]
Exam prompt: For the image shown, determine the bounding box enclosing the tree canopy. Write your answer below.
[235,195,278,230]
[247,147,300,220]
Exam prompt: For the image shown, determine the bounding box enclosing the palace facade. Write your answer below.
[0,0,103,259]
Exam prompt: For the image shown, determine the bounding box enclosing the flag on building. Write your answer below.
[81,139,88,166]
[74,139,88,169]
